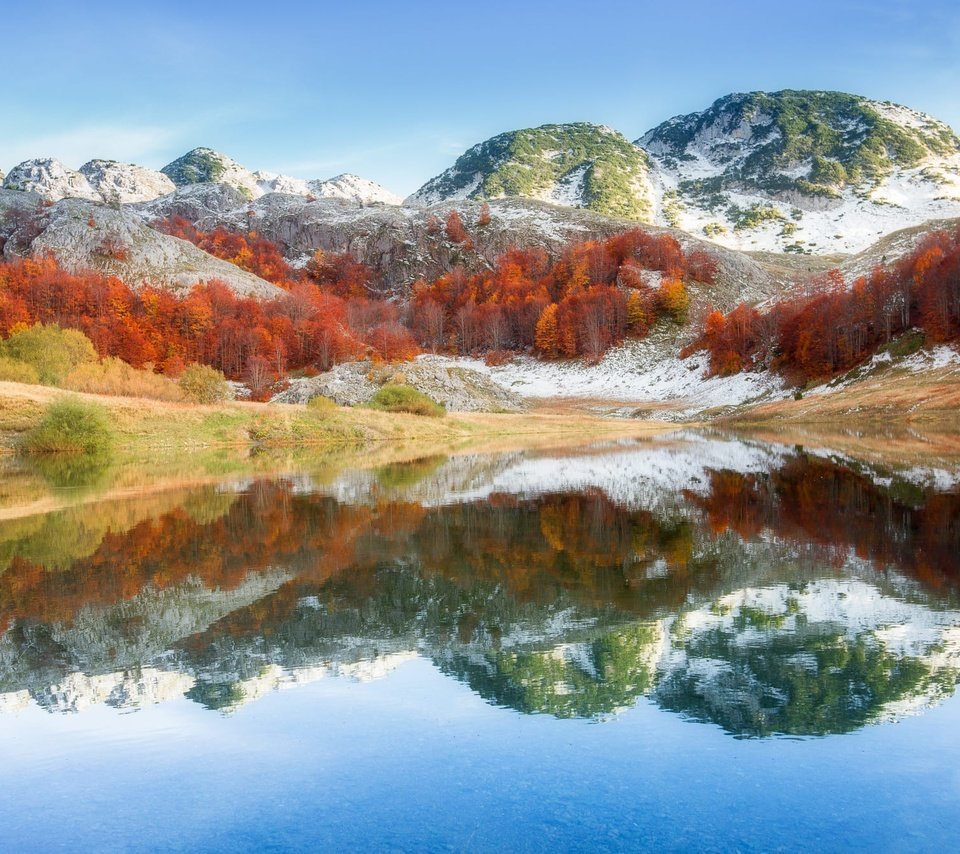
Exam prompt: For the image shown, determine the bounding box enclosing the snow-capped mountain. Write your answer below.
[408,123,655,220]
[2,157,175,204]
[3,158,101,202]
[160,147,401,205]
[79,159,176,204]
[3,90,960,259]
[309,173,403,205]
[161,147,265,199]
[638,90,960,253]
[410,92,960,253]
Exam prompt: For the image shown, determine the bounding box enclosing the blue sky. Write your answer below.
[5,0,960,195]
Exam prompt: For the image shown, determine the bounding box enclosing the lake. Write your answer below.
[1,432,959,852]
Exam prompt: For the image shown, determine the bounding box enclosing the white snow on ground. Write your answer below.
[661,162,960,255]
[487,200,594,243]
[807,344,960,396]
[544,163,589,206]
[420,341,784,417]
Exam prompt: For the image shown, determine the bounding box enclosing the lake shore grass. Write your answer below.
[720,364,960,429]
[0,379,671,459]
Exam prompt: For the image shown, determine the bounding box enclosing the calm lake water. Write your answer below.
[1,433,959,852]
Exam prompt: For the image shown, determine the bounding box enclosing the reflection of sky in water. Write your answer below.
[2,658,960,851]
[1,436,959,849]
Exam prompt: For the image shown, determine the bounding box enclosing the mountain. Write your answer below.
[310,173,403,205]
[410,92,960,253]
[639,90,960,253]
[160,147,263,198]
[2,157,176,204]
[0,190,280,297]
[408,123,655,220]
[160,147,401,205]
[79,159,176,204]
[136,188,778,300]
[2,158,101,202]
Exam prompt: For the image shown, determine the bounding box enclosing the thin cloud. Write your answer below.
[0,124,182,171]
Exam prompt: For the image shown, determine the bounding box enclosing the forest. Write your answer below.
[685,227,960,382]
[0,212,713,394]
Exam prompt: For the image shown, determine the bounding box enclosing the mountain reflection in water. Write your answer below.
[1,435,958,738]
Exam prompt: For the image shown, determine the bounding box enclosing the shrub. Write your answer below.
[178,363,230,404]
[0,356,40,384]
[307,395,337,413]
[366,384,445,417]
[63,357,184,401]
[21,398,113,455]
[1,323,97,385]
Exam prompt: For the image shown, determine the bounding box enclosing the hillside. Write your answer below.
[136,188,782,299]
[0,190,279,296]
[407,123,655,219]
[640,90,960,253]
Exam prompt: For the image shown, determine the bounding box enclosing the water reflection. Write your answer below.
[1,435,958,737]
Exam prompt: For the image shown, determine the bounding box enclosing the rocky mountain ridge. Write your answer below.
[158,146,402,204]
[408,90,960,254]
[3,90,959,257]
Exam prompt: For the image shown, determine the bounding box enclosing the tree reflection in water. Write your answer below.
[1,439,958,736]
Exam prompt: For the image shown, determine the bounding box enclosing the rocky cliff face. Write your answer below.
[135,188,780,299]
[0,192,280,296]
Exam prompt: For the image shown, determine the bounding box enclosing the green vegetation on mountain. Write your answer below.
[415,123,652,219]
[646,90,960,196]
[161,148,229,186]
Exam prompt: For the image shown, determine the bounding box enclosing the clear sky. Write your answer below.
[4,0,960,196]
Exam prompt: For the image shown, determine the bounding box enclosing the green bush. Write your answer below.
[178,363,230,404]
[366,384,445,417]
[307,395,337,413]
[21,398,113,456]
[1,323,97,385]
[0,356,40,384]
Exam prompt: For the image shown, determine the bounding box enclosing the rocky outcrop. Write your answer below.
[309,173,402,205]
[2,157,100,202]
[79,159,175,204]
[271,359,526,412]
[0,194,280,296]
[136,188,782,302]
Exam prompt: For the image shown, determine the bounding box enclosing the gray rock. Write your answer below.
[271,360,525,412]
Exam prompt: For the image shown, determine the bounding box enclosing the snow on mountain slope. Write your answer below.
[79,159,176,203]
[2,158,101,202]
[252,169,311,196]
[309,173,402,205]
[639,90,960,253]
[161,147,401,204]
